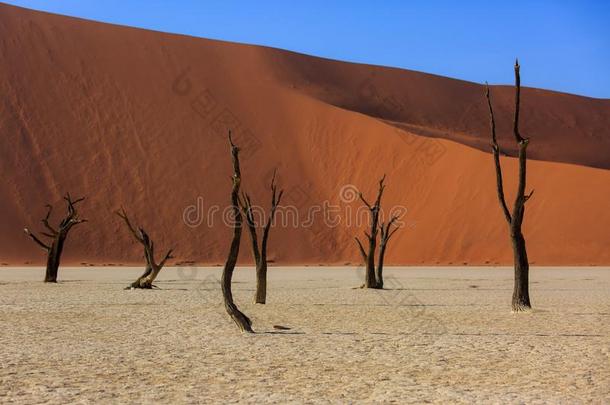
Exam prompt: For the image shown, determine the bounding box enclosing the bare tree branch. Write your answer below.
[358,192,372,210]
[24,228,50,251]
[115,207,144,243]
[159,249,174,268]
[355,237,367,262]
[261,170,283,257]
[239,192,260,265]
[379,214,400,245]
[485,83,512,224]
[387,227,399,242]
[374,174,386,208]
[513,59,525,144]
[41,204,58,235]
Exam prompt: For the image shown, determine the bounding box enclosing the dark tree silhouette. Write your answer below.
[239,170,283,304]
[24,193,87,282]
[355,175,399,289]
[376,215,400,289]
[485,59,534,312]
[222,133,254,332]
[115,207,173,289]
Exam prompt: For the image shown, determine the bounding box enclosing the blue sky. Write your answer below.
[4,0,610,98]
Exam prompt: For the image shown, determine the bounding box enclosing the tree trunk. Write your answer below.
[126,258,169,289]
[254,260,268,304]
[44,235,65,283]
[376,242,386,289]
[365,206,381,289]
[142,265,162,288]
[128,264,155,289]
[511,230,531,311]
[222,133,253,333]
[364,236,379,288]
[221,217,253,331]
[376,217,398,289]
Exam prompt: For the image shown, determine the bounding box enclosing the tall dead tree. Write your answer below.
[355,175,399,289]
[222,133,254,332]
[24,193,87,282]
[239,171,283,304]
[115,207,173,289]
[485,59,534,312]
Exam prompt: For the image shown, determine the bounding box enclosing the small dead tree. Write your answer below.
[239,170,283,304]
[355,175,399,289]
[485,59,534,312]
[222,133,254,332]
[24,193,87,282]
[115,207,173,289]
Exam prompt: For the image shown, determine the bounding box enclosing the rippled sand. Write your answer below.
[1,266,608,403]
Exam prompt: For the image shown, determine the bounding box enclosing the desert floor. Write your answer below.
[0,266,608,403]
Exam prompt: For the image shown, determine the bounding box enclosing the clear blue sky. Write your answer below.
[4,0,610,98]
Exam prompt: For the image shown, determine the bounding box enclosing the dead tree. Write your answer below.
[376,215,399,289]
[115,207,173,289]
[239,170,283,304]
[355,175,399,289]
[24,193,87,282]
[222,133,253,332]
[485,59,534,312]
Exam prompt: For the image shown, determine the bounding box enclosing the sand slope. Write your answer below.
[1,3,610,266]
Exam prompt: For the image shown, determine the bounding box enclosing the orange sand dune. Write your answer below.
[1,3,609,266]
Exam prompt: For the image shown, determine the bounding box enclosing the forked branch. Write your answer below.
[485,59,533,312]
[238,167,284,304]
[23,193,87,282]
[354,237,367,261]
[115,207,173,289]
[355,175,389,289]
